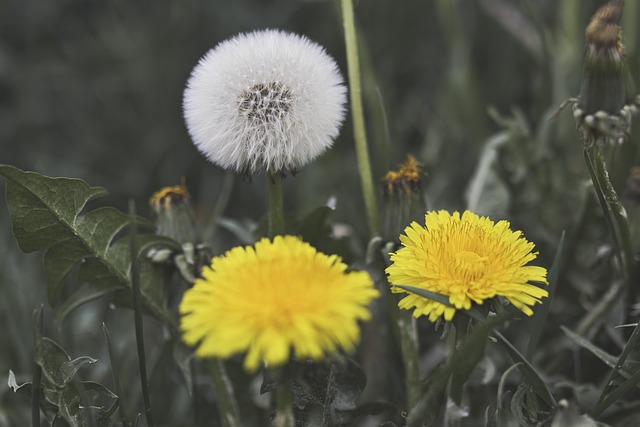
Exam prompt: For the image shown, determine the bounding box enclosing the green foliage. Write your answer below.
[4,1,640,426]
[0,165,180,326]
[9,309,120,426]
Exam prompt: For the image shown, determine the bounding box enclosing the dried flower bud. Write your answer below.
[579,0,628,115]
[381,155,426,242]
[571,0,639,145]
[149,184,199,245]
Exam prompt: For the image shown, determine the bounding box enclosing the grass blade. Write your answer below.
[129,200,154,427]
[494,331,556,408]
[595,320,640,416]
[390,284,453,307]
[103,323,131,426]
[526,230,565,360]
[31,305,44,427]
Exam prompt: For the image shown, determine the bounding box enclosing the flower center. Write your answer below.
[239,82,293,123]
[452,251,487,280]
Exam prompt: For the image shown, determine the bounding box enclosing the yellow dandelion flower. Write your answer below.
[179,235,379,371]
[386,210,548,322]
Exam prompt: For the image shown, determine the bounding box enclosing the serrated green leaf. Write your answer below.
[8,371,61,422]
[58,385,81,426]
[36,337,72,388]
[0,165,108,254]
[35,336,97,389]
[0,165,177,326]
[61,357,98,385]
[58,381,119,427]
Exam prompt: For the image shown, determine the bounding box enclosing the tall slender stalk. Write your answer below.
[396,308,421,410]
[128,200,154,427]
[31,306,44,427]
[340,0,379,235]
[207,359,242,427]
[272,364,295,427]
[268,173,285,238]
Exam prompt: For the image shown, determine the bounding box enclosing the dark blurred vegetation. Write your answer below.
[3,0,640,425]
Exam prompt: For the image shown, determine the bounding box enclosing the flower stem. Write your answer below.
[272,364,295,427]
[268,173,285,237]
[583,147,634,287]
[381,278,421,411]
[397,309,421,410]
[129,200,154,427]
[340,0,379,235]
[207,359,242,427]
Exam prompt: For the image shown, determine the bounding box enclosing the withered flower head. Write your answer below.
[580,0,627,115]
[381,155,427,242]
[574,0,637,145]
[149,184,199,244]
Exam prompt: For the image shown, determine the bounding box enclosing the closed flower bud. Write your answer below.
[149,184,199,245]
[381,155,427,243]
[575,0,637,145]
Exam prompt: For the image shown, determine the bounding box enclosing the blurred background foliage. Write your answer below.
[3,0,640,425]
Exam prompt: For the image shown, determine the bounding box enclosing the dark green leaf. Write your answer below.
[36,337,72,388]
[527,230,565,360]
[0,165,177,325]
[494,331,556,408]
[449,312,514,406]
[596,369,640,417]
[391,284,453,307]
[294,204,335,247]
[561,326,640,378]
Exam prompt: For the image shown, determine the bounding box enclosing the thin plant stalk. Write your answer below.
[380,274,420,411]
[340,0,379,235]
[103,323,131,426]
[583,147,633,286]
[207,359,242,427]
[396,308,421,410]
[31,306,43,427]
[268,173,285,237]
[272,364,295,427]
[128,200,154,427]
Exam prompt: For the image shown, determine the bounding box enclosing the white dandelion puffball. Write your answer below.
[183,29,347,174]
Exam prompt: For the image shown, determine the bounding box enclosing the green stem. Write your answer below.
[31,306,44,427]
[340,0,379,235]
[268,173,285,238]
[383,281,421,411]
[129,200,154,427]
[584,147,633,286]
[397,309,421,410]
[272,364,295,427]
[208,359,242,427]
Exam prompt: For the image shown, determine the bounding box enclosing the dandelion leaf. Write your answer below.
[0,165,178,325]
[293,359,377,426]
[58,381,119,427]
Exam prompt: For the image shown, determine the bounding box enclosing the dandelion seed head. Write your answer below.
[183,29,347,174]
